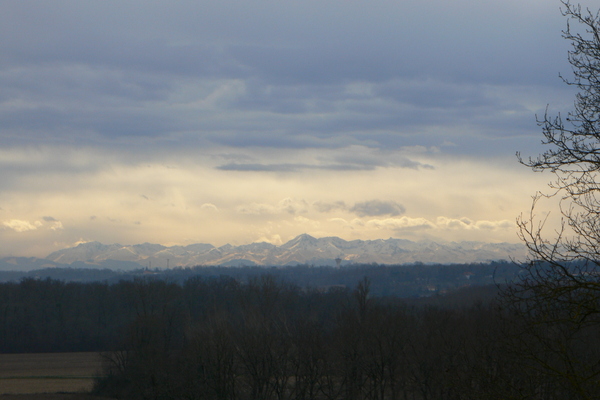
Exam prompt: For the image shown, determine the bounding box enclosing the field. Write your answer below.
[0,352,114,399]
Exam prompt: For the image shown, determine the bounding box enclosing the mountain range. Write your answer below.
[0,234,525,271]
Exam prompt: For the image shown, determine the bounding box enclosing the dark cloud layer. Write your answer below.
[313,201,347,213]
[0,0,570,157]
[216,163,376,172]
[216,153,434,172]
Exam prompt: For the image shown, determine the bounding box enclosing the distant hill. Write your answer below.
[0,257,144,272]
[0,257,63,271]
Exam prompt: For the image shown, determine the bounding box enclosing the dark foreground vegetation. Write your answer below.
[0,262,517,353]
[0,270,598,399]
[95,277,600,400]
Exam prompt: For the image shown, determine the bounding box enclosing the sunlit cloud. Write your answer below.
[200,203,219,212]
[3,219,42,233]
[42,216,64,231]
[367,217,436,231]
[328,217,351,225]
[364,216,515,234]
[254,234,283,246]
[436,217,474,229]
[436,216,513,231]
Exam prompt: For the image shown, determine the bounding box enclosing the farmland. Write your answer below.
[0,352,110,398]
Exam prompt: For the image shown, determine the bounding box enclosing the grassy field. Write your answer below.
[0,352,105,397]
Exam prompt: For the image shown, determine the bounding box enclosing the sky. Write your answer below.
[0,0,581,257]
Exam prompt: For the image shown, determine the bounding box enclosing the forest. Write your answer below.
[0,269,597,399]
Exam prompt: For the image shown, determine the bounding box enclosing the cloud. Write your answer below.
[74,239,92,246]
[50,222,64,231]
[3,219,42,232]
[236,198,308,215]
[200,203,219,212]
[351,200,406,217]
[216,163,377,172]
[294,215,320,228]
[237,203,278,215]
[328,217,350,225]
[216,156,434,173]
[436,217,474,229]
[0,1,571,257]
[313,201,347,213]
[367,217,435,231]
[0,0,568,154]
[331,151,435,170]
[51,222,64,230]
[475,220,513,230]
[254,234,283,246]
[436,217,513,231]
[363,216,515,234]
[280,198,308,215]
[42,216,64,231]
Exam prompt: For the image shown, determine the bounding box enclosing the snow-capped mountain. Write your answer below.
[44,234,527,269]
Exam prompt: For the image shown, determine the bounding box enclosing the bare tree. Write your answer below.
[518,1,600,268]
[509,2,600,397]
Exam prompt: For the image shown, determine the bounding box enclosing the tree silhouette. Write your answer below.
[510,2,600,397]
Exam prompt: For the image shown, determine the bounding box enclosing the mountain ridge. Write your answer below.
[38,234,528,270]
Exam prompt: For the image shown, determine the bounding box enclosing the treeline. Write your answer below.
[0,275,593,398]
[0,278,143,352]
[0,264,508,353]
[91,276,588,400]
[0,260,521,297]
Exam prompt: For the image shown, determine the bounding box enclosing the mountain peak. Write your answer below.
[280,234,318,249]
[42,235,527,269]
[292,233,319,243]
[295,233,317,241]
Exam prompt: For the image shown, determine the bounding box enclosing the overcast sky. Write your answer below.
[0,0,580,257]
